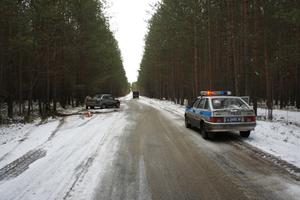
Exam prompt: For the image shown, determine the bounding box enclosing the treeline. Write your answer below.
[0,0,128,120]
[138,0,300,112]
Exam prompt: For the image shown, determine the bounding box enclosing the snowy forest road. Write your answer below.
[95,99,299,200]
[0,98,300,200]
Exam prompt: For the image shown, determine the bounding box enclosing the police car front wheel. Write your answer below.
[185,116,191,128]
[201,129,209,140]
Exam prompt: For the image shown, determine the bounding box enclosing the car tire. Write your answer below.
[240,131,250,138]
[116,103,120,108]
[101,104,106,109]
[200,122,209,140]
[185,116,191,128]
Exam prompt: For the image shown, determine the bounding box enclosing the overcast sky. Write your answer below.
[105,0,160,83]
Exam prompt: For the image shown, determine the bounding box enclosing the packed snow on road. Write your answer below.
[139,96,300,169]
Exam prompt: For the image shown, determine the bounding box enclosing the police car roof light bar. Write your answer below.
[200,91,232,96]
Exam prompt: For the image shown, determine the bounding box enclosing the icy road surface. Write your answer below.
[139,97,300,169]
[0,98,300,200]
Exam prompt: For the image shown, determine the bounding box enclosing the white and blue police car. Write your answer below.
[184,91,256,139]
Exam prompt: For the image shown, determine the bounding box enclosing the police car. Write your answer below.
[184,91,256,139]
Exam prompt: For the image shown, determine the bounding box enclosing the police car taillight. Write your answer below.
[209,117,224,123]
[244,116,256,122]
[200,91,232,96]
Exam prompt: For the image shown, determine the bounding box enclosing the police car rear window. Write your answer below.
[211,98,248,109]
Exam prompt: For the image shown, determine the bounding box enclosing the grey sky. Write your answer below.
[105,0,160,83]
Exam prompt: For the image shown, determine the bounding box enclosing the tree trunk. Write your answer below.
[261,2,273,119]
[208,3,212,90]
[7,97,13,118]
[264,34,272,120]
[27,99,31,118]
[296,64,300,109]
[193,18,199,95]
[243,0,249,95]
[252,0,259,115]
[18,50,23,115]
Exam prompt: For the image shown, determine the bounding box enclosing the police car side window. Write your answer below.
[193,100,200,108]
[204,99,209,110]
[197,99,206,109]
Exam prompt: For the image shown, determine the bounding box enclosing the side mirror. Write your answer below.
[186,105,192,109]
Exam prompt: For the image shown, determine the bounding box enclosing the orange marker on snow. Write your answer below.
[84,111,92,118]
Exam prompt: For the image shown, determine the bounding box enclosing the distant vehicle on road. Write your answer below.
[85,94,120,109]
[185,91,256,139]
[133,91,139,99]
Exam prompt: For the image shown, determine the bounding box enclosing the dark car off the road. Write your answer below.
[85,94,120,109]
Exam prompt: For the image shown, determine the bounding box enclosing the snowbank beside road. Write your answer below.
[139,97,185,116]
[119,93,132,101]
[257,108,300,126]
[247,121,300,167]
[139,96,300,169]
[0,107,130,200]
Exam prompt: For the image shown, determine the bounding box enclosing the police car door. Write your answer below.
[195,98,207,128]
[189,99,200,126]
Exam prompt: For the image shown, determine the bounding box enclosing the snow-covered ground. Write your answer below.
[139,96,300,169]
[257,108,300,126]
[0,105,131,200]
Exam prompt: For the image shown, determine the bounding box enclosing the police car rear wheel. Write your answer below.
[185,116,191,128]
[240,131,250,138]
[200,122,209,139]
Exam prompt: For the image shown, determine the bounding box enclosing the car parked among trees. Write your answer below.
[85,94,120,109]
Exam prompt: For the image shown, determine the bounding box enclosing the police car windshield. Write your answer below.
[211,97,248,110]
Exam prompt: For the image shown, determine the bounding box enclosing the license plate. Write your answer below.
[225,117,242,123]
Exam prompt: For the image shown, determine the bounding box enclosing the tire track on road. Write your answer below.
[63,155,96,200]
[0,149,46,181]
[0,115,90,182]
[63,111,127,200]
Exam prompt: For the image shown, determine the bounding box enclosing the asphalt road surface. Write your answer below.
[94,100,300,200]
